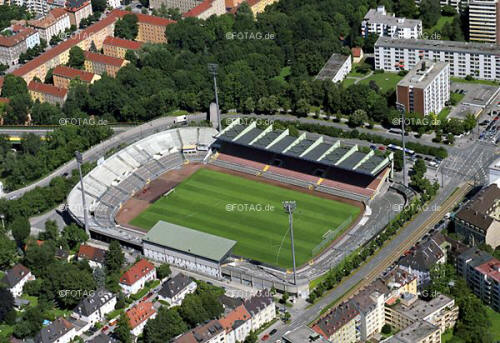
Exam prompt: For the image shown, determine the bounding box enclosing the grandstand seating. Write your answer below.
[67,127,218,230]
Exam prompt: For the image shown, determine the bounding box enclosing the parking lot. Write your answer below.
[449,82,500,120]
[478,110,499,144]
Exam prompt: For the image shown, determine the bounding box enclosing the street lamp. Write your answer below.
[0,214,4,230]
[208,63,221,131]
[396,102,408,187]
[283,201,297,285]
[75,151,90,236]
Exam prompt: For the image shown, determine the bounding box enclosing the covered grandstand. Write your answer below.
[66,127,218,244]
[211,119,393,202]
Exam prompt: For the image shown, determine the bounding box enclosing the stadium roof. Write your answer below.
[216,119,391,176]
[143,221,237,262]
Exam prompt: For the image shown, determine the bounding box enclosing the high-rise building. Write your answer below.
[469,0,500,44]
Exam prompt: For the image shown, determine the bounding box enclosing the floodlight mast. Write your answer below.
[283,201,297,285]
[208,63,221,132]
[75,151,90,236]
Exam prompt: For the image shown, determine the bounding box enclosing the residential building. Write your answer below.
[126,301,157,337]
[282,326,330,343]
[1,264,35,297]
[107,0,121,9]
[119,258,156,295]
[103,36,143,59]
[243,293,276,331]
[28,7,71,42]
[84,51,128,77]
[398,233,448,288]
[312,301,361,343]
[352,47,364,63]
[158,273,197,306]
[454,184,500,248]
[88,333,118,343]
[382,319,441,343]
[218,294,244,315]
[77,244,107,269]
[182,0,225,19]
[219,304,252,343]
[53,65,100,88]
[173,320,225,343]
[35,317,77,343]
[65,0,93,28]
[457,248,500,311]
[136,12,175,43]
[382,267,418,299]
[396,60,450,116]
[469,0,500,44]
[314,53,352,83]
[245,0,278,15]
[72,290,116,326]
[374,36,500,81]
[28,81,68,105]
[362,6,422,39]
[350,287,386,341]
[0,26,40,66]
[489,158,500,185]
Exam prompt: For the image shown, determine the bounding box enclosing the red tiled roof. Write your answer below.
[112,9,175,26]
[352,47,362,57]
[120,258,155,286]
[28,81,67,98]
[77,244,106,263]
[84,51,125,67]
[126,302,156,329]
[28,8,68,29]
[103,36,143,50]
[0,98,10,104]
[219,305,251,333]
[475,258,500,283]
[183,0,213,17]
[53,65,95,82]
[0,27,38,48]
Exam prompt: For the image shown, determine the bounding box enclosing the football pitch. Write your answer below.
[130,168,361,268]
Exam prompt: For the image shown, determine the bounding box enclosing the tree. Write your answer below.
[68,46,85,69]
[348,109,368,127]
[281,291,289,304]
[13,306,43,338]
[115,313,132,343]
[143,307,188,343]
[0,288,14,322]
[10,217,30,246]
[105,240,124,273]
[157,263,171,279]
[0,234,16,269]
[1,74,28,98]
[91,0,107,12]
[61,223,88,249]
[381,324,392,334]
[114,14,138,39]
[244,331,258,343]
[420,0,441,28]
[38,220,58,241]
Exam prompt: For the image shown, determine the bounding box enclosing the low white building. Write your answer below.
[362,6,422,39]
[107,0,121,8]
[72,290,116,327]
[126,302,157,337]
[1,264,35,297]
[243,294,276,331]
[35,317,76,343]
[314,53,352,83]
[119,259,156,295]
[157,273,197,306]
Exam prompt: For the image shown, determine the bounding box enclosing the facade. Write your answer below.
[77,244,107,269]
[158,273,197,306]
[1,264,35,297]
[351,288,385,341]
[65,0,93,27]
[136,12,175,42]
[150,0,201,11]
[243,294,276,331]
[126,301,157,337]
[457,248,500,311]
[28,81,68,105]
[0,26,40,66]
[219,304,252,343]
[72,290,116,326]
[246,0,279,15]
[84,51,128,77]
[362,6,422,39]
[352,47,364,63]
[314,53,352,83]
[313,302,360,343]
[382,319,441,343]
[28,8,71,42]
[396,60,450,116]
[173,320,225,343]
[469,0,500,44]
[53,65,99,88]
[454,184,500,248]
[182,0,226,19]
[102,36,143,59]
[35,317,76,343]
[374,36,500,81]
[107,0,121,8]
[119,258,156,295]
[143,221,236,278]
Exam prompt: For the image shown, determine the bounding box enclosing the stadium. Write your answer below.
[66,119,393,295]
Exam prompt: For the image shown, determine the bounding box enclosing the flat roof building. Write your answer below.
[362,6,422,39]
[469,0,500,44]
[315,53,351,83]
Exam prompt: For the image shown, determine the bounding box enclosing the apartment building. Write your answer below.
[382,319,441,343]
[350,288,386,341]
[414,0,470,11]
[0,26,40,66]
[469,0,500,44]
[182,0,225,19]
[150,0,200,11]
[107,0,121,8]
[243,294,276,330]
[374,36,500,81]
[396,60,450,116]
[173,320,225,343]
[28,81,68,105]
[103,36,143,59]
[457,248,500,311]
[119,258,156,295]
[112,10,175,43]
[53,65,100,88]
[84,51,128,77]
[28,8,71,42]
[362,6,422,39]
[126,302,157,337]
[72,290,116,326]
[219,305,252,343]
[312,302,361,343]
[454,184,500,248]
[65,0,93,27]
[245,0,278,15]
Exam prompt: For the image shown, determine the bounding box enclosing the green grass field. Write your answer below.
[130,169,361,268]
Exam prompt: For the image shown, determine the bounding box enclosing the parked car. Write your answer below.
[262,334,270,341]
[270,329,277,335]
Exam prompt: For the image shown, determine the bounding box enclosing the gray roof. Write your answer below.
[88,333,118,343]
[35,318,74,343]
[159,273,194,299]
[384,319,439,343]
[375,36,500,55]
[73,289,115,317]
[282,326,330,343]
[243,294,273,317]
[458,247,493,268]
[218,295,244,315]
[1,264,31,288]
[399,236,444,272]
[143,221,237,262]
[364,7,421,29]
[398,60,449,89]
[315,53,350,81]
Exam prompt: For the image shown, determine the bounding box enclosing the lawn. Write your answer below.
[130,168,360,269]
[486,307,500,340]
[426,16,454,36]
[451,77,499,86]
[343,72,403,93]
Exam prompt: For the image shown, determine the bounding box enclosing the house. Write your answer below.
[243,293,276,331]
[65,0,93,28]
[72,289,116,326]
[102,36,143,59]
[28,8,71,41]
[352,47,364,63]
[28,81,67,105]
[172,320,225,343]
[35,317,77,343]
[218,294,244,315]
[158,273,197,306]
[1,264,35,297]
[77,244,107,269]
[312,301,361,343]
[126,301,157,337]
[53,65,100,88]
[84,51,128,77]
[88,333,118,343]
[119,258,156,295]
[219,304,252,343]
